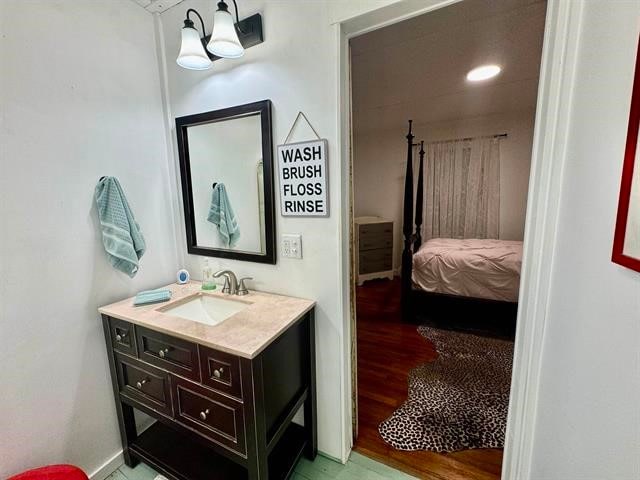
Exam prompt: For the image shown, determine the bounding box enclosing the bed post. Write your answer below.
[401,120,415,321]
[414,141,425,252]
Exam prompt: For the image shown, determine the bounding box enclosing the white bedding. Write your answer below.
[412,238,523,302]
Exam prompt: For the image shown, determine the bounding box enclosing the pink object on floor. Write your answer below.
[8,465,89,480]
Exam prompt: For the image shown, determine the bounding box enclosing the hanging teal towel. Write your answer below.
[95,176,146,278]
[207,183,240,248]
[133,289,172,306]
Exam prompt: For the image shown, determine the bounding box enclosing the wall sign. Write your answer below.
[277,139,329,216]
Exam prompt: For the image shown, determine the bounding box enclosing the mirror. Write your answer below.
[176,100,275,264]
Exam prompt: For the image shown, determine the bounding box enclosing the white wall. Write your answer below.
[0,1,177,477]
[354,110,535,269]
[528,1,640,479]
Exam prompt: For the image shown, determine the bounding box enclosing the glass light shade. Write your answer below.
[207,9,244,59]
[177,26,212,70]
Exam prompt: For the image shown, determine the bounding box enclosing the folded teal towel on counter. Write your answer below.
[95,176,146,278]
[207,183,240,248]
[133,289,172,306]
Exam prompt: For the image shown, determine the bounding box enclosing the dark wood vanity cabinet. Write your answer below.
[102,311,316,480]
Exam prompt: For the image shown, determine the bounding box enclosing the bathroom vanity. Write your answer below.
[99,283,316,480]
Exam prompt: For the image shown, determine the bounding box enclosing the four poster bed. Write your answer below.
[400,120,519,336]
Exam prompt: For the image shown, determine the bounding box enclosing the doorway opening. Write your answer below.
[347,1,547,477]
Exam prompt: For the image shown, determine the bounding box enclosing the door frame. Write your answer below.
[336,0,584,477]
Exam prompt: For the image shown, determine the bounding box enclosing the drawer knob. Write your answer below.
[158,348,169,358]
[213,367,224,378]
[199,408,210,421]
[135,378,149,389]
[115,332,127,342]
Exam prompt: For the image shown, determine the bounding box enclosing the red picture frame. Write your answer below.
[612,36,640,273]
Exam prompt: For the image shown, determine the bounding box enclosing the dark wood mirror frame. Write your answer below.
[175,100,276,264]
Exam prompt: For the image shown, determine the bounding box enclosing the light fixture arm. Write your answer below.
[230,0,245,34]
[186,8,207,37]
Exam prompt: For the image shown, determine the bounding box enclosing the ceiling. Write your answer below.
[351,0,547,133]
[131,0,184,13]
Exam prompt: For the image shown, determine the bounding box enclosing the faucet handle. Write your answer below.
[221,275,231,294]
[237,277,253,296]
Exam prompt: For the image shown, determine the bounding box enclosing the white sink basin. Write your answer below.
[160,293,250,326]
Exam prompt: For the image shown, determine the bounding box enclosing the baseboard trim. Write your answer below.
[88,451,123,480]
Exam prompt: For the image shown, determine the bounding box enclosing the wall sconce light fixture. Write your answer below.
[176,1,264,71]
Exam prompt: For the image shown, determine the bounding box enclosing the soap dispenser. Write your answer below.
[202,259,216,290]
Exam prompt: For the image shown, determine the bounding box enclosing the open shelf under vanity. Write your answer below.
[129,420,307,480]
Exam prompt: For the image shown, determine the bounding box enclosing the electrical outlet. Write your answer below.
[282,234,302,259]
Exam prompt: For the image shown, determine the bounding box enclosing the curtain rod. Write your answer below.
[421,133,508,145]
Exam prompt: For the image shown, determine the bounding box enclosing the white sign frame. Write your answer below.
[277,139,329,217]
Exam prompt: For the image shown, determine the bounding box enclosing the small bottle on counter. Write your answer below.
[202,259,216,290]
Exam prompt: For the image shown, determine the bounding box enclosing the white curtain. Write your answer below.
[423,137,501,240]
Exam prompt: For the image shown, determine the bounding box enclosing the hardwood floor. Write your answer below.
[353,277,504,480]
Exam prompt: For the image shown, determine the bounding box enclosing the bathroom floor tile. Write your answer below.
[117,462,158,480]
[104,471,130,480]
[112,451,417,480]
[347,452,417,479]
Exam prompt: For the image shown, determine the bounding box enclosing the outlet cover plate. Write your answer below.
[282,234,302,259]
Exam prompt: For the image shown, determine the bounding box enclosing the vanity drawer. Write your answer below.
[115,352,173,417]
[199,346,243,400]
[107,317,137,356]
[135,326,200,382]
[172,376,246,456]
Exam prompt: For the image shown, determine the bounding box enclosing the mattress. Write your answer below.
[412,238,523,302]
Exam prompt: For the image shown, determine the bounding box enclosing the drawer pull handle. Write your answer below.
[115,332,127,342]
[135,378,149,389]
[199,409,210,421]
[213,367,224,378]
[158,348,170,358]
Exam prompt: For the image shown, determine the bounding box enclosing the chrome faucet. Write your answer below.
[213,270,238,295]
[212,270,253,296]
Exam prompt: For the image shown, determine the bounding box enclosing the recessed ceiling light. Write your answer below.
[466,65,502,82]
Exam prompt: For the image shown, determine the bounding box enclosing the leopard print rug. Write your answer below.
[378,327,514,452]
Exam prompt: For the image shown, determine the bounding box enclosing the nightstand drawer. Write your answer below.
[359,232,393,251]
[108,318,137,356]
[359,222,392,237]
[199,346,243,400]
[115,352,172,417]
[136,326,200,382]
[359,248,392,274]
[173,377,246,455]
